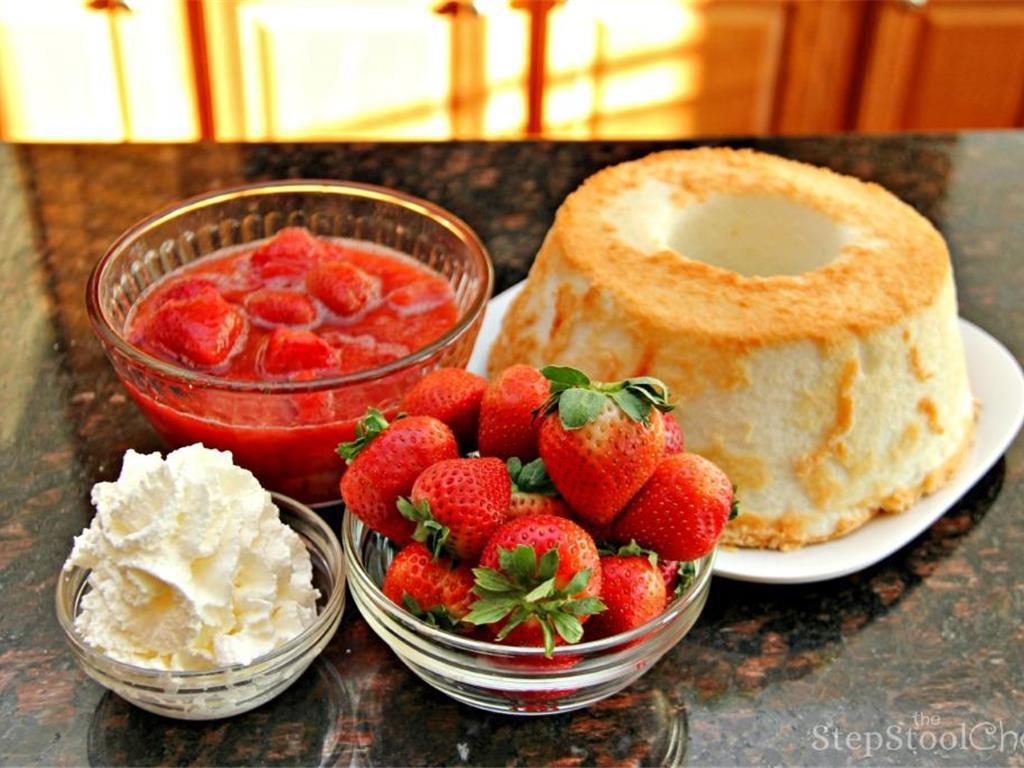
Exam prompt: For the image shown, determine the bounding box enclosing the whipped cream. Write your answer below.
[64,444,319,671]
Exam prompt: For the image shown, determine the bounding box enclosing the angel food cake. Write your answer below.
[488,148,975,549]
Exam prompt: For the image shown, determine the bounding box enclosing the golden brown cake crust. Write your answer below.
[720,412,975,550]
[551,147,950,346]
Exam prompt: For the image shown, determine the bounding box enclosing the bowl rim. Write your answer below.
[85,179,494,393]
[342,508,715,657]
[55,491,345,681]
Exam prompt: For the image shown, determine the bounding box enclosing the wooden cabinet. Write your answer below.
[203,0,530,140]
[543,0,786,138]
[855,0,1024,131]
[540,0,1024,139]
[0,0,199,141]
[2,0,1024,141]
[205,0,452,139]
[773,0,867,134]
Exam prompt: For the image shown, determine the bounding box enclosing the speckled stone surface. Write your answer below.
[0,134,1022,767]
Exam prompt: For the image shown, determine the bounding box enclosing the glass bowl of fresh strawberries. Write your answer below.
[340,363,734,714]
[87,181,492,504]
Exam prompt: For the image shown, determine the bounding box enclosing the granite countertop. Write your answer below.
[0,134,1021,767]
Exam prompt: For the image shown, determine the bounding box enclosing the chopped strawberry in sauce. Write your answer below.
[306,260,380,317]
[127,228,455,383]
[250,227,324,278]
[387,277,453,315]
[261,328,337,375]
[145,291,244,368]
[322,332,409,374]
[159,277,221,305]
[245,288,318,326]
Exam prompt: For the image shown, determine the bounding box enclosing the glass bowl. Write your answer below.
[342,510,714,715]
[86,180,493,504]
[56,493,346,721]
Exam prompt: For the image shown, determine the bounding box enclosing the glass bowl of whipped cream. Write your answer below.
[56,447,345,720]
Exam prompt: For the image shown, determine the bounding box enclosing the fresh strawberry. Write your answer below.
[399,368,488,449]
[577,519,617,547]
[251,227,323,277]
[146,290,244,367]
[338,409,459,543]
[398,457,510,560]
[260,328,336,375]
[465,515,605,655]
[586,553,666,639]
[588,535,694,602]
[537,366,672,526]
[382,542,476,628]
[477,365,549,461]
[612,452,735,561]
[245,288,318,325]
[382,542,445,609]
[662,559,696,598]
[506,457,570,519]
[438,564,478,620]
[658,559,680,595]
[307,260,380,316]
[663,411,685,455]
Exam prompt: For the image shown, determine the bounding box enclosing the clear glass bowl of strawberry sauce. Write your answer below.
[342,510,715,715]
[87,181,493,504]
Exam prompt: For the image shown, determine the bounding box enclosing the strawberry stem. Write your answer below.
[397,497,451,560]
[675,561,697,596]
[507,457,559,496]
[597,538,659,567]
[401,593,467,632]
[336,407,391,463]
[464,544,605,657]
[538,365,674,429]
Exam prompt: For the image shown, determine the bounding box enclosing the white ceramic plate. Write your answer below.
[469,281,1024,584]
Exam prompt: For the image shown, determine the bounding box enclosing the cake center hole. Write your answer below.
[667,194,849,277]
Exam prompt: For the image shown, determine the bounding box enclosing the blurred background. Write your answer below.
[1,0,1023,143]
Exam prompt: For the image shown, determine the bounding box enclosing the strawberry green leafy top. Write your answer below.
[397,496,449,559]
[464,545,606,657]
[538,365,674,429]
[506,456,558,496]
[336,407,392,463]
[598,539,660,567]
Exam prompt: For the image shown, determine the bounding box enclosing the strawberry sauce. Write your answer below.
[122,227,460,503]
[127,227,457,380]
